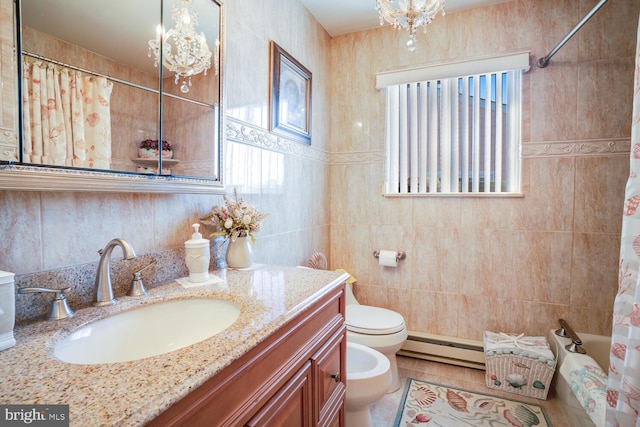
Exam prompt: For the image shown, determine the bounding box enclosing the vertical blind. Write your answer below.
[377,52,529,195]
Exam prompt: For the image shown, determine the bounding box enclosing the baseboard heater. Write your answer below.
[398,331,486,370]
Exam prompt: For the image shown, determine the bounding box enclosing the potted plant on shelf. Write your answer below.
[200,189,269,268]
[138,139,173,159]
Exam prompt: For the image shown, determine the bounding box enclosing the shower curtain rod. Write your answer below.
[22,51,215,109]
[536,0,608,68]
[23,51,157,93]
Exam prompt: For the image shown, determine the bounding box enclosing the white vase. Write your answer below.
[226,236,253,268]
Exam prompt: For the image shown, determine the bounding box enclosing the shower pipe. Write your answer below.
[536,0,608,68]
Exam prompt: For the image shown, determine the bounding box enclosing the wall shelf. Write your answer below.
[131,158,180,167]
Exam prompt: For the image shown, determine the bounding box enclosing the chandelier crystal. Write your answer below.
[376,0,445,51]
[148,0,213,93]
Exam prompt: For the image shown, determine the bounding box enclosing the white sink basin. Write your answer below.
[53,298,240,364]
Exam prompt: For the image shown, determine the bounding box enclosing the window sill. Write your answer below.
[383,192,524,198]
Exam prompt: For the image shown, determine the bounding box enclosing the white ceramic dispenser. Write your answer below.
[185,224,210,283]
[0,270,16,351]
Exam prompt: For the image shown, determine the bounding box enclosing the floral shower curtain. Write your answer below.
[22,58,113,169]
[608,15,640,427]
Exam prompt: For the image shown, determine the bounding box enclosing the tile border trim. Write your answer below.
[226,116,331,163]
[522,138,631,158]
[226,118,630,163]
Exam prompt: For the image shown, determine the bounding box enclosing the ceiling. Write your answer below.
[299,0,510,36]
[20,0,508,75]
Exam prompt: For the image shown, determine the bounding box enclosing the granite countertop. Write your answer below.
[0,265,348,426]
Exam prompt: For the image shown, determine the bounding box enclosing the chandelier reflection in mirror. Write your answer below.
[148,0,216,93]
[376,0,445,51]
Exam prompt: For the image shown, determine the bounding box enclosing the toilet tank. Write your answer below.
[344,282,359,305]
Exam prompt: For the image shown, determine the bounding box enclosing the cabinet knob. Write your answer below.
[330,373,341,382]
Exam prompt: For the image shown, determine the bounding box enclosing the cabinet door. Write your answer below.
[245,362,313,427]
[313,328,346,427]
[322,408,342,427]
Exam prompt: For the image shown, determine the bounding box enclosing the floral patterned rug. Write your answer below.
[394,378,552,426]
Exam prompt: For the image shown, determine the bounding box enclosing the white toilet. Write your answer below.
[345,342,391,427]
[304,253,408,393]
[344,282,407,392]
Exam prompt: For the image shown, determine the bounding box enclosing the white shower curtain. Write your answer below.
[607,15,640,427]
[22,58,113,169]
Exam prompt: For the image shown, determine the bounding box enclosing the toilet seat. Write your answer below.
[346,305,406,335]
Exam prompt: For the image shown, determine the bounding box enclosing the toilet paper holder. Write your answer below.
[372,250,406,262]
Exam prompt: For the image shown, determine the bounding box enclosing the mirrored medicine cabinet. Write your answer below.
[0,0,225,194]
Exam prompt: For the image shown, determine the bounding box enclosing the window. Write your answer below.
[377,52,529,195]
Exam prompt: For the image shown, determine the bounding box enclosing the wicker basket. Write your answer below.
[483,332,556,400]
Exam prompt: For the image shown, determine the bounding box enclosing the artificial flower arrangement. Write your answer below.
[138,139,173,159]
[200,189,269,244]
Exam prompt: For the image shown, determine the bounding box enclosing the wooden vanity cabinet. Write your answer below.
[246,362,313,427]
[313,329,346,427]
[149,283,346,427]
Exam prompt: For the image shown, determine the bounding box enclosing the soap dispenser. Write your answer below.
[185,224,210,282]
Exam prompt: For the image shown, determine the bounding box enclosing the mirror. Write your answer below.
[0,0,224,193]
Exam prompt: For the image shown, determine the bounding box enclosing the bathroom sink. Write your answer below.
[53,298,240,364]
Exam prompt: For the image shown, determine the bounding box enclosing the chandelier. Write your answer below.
[376,0,445,51]
[148,0,213,93]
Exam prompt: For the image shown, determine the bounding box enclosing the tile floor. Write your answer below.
[369,356,570,426]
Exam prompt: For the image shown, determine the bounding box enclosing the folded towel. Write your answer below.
[559,353,607,427]
[334,268,356,284]
[559,352,598,380]
[484,331,555,360]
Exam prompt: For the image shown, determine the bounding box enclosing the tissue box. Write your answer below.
[483,331,556,400]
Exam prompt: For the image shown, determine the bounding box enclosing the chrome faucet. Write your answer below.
[94,238,137,306]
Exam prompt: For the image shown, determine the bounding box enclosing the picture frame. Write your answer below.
[269,41,312,144]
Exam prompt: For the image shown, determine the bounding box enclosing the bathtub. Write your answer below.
[549,330,611,427]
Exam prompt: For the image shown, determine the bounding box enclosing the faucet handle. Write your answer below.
[18,287,76,321]
[128,262,155,297]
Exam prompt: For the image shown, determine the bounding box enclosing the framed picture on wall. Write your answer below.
[269,41,312,144]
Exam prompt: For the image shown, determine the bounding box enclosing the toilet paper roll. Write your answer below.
[378,250,398,267]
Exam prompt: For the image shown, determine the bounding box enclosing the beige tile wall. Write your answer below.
[0,0,636,339]
[329,0,638,338]
[0,0,332,297]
